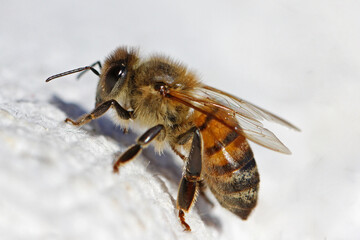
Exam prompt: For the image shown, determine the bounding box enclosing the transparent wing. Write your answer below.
[201,85,300,131]
[167,85,299,154]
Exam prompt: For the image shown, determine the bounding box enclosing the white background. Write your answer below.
[1,0,360,239]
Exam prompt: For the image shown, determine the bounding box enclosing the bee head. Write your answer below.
[95,46,139,106]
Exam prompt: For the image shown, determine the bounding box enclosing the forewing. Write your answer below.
[167,86,297,154]
[201,85,300,131]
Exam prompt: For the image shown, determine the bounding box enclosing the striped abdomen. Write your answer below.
[195,113,260,219]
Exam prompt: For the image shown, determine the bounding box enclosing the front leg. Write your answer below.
[176,128,202,231]
[65,99,131,126]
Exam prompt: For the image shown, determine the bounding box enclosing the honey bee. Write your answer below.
[46,46,299,231]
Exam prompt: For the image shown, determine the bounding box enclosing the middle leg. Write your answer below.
[113,124,165,173]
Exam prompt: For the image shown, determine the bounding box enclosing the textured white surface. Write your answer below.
[1,1,360,239]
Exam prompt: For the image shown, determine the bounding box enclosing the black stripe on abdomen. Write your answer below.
[217,157,259,194]
[205,131,239,156]
[206,147,254,176]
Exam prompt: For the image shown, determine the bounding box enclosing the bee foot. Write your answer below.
[179,210,191,231]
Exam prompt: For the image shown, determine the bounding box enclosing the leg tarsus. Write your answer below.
[179,210,191,231]
[65,115,93,126]
[64,117,76,125]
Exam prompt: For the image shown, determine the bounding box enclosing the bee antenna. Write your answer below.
[76,61,102,80]
[45,66,100,82]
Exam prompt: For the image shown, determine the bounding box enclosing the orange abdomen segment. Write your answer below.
[195,113,260,219]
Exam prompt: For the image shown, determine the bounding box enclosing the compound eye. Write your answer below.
[117,66,127,79]
[104,64,127,94]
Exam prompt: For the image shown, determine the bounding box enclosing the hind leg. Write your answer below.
[176,128,202,231]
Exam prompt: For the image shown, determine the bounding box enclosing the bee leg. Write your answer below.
[170,126,198,161]
[176,128,202,231]
[176,126,197,145]
[113,124,165,173]
[65,100,131,126]
[170,145,186,161]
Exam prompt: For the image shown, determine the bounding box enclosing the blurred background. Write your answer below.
[1,0,360,239]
